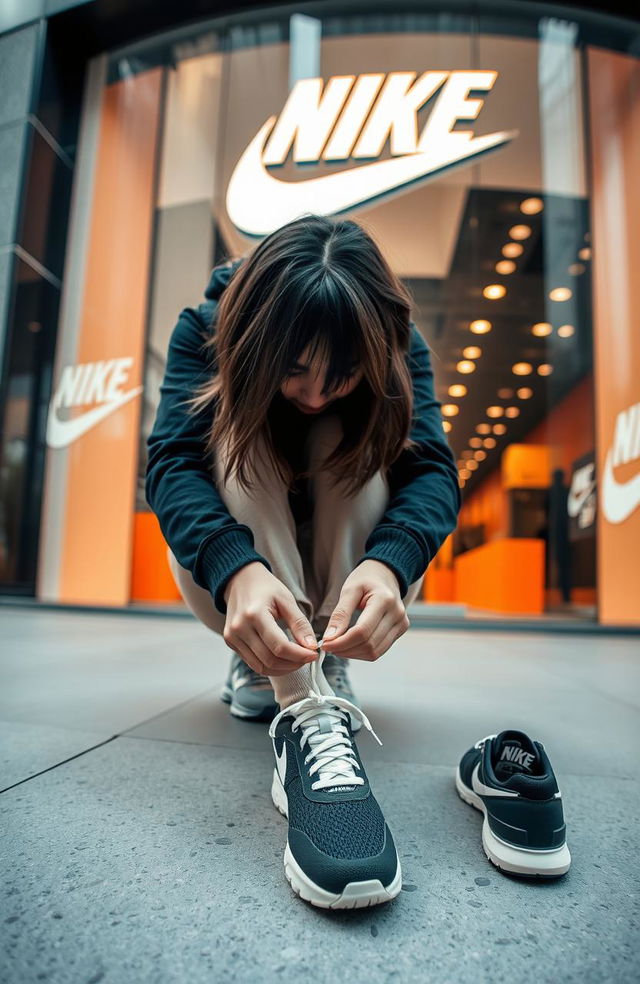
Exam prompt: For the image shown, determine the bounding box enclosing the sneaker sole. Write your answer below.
[455,765,571,878]
[271,768,402,909]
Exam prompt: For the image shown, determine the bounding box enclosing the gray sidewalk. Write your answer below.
[1,607,638,983]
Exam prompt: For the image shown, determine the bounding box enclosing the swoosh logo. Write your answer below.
[227,117,519,236]
[602,449,640,524]
[274,741,287,786]
[471,762,520,799]
[567,483,596,518]
[46,386,143,449]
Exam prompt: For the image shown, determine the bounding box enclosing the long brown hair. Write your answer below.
[184,213,420,497]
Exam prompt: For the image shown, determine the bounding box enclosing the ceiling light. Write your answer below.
[460,469,471,481]
[517,387,533,399]
[493,423,507,435]
[578,247,591,261]
[505,406,520,418]
[476,423,491,435]
[442,420,452,433]
[483,437,497,448]
[448,384,467,397]
[558,324,575,338]
[457,360,476,374]
[537,364,553,376]
[442,404,459,416]
[568,262,585,276]
[531,322,552,337]
[483,284,507,299]
[466,459,479,471]
[463,346,482,359]
[462,450,474,459]
[487,406,504,418]
[512,362,533,376]
[497,387,513,399]
[520,197,543,215]
[509,224,532,240]
[459,477,466,488]
[549,286,572,302]
[502,242,523,258]
[495,260,516,275]
[470,319,492,334]
[474,450,487,461]
[469,437,483,448]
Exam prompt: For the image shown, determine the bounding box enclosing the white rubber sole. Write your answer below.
[271,768,402,909]
[455,765,571,878]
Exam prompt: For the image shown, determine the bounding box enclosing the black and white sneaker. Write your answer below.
[455,729,571,878]
[220,651,278,721]
[268,654,401,909]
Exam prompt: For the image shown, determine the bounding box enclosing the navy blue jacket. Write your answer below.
[145,259,461,615]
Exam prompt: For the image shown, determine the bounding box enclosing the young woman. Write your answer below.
[145,214,460,909]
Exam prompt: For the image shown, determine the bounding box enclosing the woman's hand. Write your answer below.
[222,562,319,676]
[319,559,410,661]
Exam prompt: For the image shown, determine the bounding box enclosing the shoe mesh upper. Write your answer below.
[286,776,386,859]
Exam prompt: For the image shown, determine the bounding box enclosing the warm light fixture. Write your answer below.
[442,404,459,416]
[474,450,487,461]
[509,224,532,240]
[512,362,533,375]
[531,322,552,337]
[463,346,482,359]
[459,477,466,488]
[578,247,591,261]
[466,459,479,471]
[456,360,476,374]
[505,406,520,418]
[557,324,575,338]
[476,423,491,435]
[469,437,483,448]
[493,423,507,435]
[495,260,516,275]
[487,406,504,418]
[483,284,507,300]
[517,387,533,399]
[459,468,471,480]
[442,420,452,433]
[497,387,513,399]
[483,437,497,448]
[462,450,474,459]
[470,319,492,334]
[502,242,523,258]
[448,384,467,397]
[537,364,553,376]
[549,286,572,302]
[568,262,585,276]
[520,197,543,215]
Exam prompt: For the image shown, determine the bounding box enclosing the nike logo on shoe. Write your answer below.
[499,745,536,771]
[275,741,287,786]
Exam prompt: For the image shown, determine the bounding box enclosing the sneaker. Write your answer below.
[268,654,401,909]
[455,729,571,878]
[319,648,362,733]
[220,651,278,721]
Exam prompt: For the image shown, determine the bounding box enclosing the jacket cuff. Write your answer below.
[194,525,272,615]
[353,525,427,599]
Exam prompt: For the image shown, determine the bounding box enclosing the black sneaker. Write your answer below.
[220,651,278,721]
[455,729,571,878]
[268,655,401,908]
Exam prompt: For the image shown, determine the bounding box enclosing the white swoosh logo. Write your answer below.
[471,762,519,799]
[567,483,596,518]
[227,117,519,236]
[46,387,143,449]
[602,449,640,524]
[275,741,287,786]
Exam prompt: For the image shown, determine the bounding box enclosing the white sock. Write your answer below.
[270,651,335,709]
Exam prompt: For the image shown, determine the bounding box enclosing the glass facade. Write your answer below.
[3,4,639,624]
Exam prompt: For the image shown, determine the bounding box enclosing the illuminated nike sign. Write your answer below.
[602,401,640,524]
[227,70,519,236]
[47,357,143,449]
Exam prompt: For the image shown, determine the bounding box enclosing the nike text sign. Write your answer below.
[226,70,518,236]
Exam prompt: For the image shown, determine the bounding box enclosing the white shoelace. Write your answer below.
[268,656,382,792]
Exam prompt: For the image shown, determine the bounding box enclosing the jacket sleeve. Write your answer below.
[145,306,273,615]
[353,322,461,597]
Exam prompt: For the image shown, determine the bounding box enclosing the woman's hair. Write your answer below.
[184,213,420,498]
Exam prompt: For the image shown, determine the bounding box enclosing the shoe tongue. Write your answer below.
[492,730,542,780]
